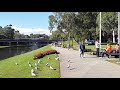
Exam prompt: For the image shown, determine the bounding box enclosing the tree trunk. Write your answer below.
[113,29,115,43]
[71,32,74,48]
[62,37,63,47]
[68,32,70,49]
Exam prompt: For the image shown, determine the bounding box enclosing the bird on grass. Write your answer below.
[48,57,50,60]
[55,57,59,61]
[28,61,30,64]
[31,69,35,73]
[45,63,49,66]
[29,63,32,67]
[31,69,36,77]
[35,63,38,66]
[50,66,56,70]
[31,72,36,77]
[38,59,41,64]
[35,67,38,70]
[15,63,18,65]
[67,64,70,68]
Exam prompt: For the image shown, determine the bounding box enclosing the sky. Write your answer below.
[0,12,54,36]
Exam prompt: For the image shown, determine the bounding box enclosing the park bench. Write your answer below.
[90,51,120,58]
[109,53,119,58]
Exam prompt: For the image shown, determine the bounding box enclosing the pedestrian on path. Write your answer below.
[79,41,85,58]
[95,39,100,57]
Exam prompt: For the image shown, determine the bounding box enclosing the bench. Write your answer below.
[90,51,120,58]
[109,53,120,58]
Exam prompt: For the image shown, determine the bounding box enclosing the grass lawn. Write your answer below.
[85,45,116,51]
[0,46,9,48]
[106,59,120,66]
[0,45,60,78]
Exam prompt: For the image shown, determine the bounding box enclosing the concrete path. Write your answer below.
[52,46,120,78]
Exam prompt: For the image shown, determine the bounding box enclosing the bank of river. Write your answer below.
[0,46,9,48]
[0,45,60,78]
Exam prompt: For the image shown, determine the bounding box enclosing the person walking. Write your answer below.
[95,39,100,57]
[79,41,85,58]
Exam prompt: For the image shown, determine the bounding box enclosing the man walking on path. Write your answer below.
[95,39,100,57]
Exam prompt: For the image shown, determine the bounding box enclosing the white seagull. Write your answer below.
[45,63,49,66]
[31,69,35,73]
[50,66,56,70]
[38,59,41,64]
[48,57,50,60]
[68,59,70,62]
[50,66,54,69]
[29,64,32,67]
[15,63,18,65]
[55,57,59,61]
[35,67,38,70]
[28,61,30,64]
[31,72,36,77]
[67,64,70,68]
[35,63,37,66]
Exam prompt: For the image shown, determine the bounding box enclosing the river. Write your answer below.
[0,44,44,60]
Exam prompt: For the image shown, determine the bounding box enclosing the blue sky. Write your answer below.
[0,12,53,35]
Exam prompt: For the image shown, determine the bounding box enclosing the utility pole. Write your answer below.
[118,12,120,61]
[99,12,102,49]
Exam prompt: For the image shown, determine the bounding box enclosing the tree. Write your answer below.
[3,24,15,39]
[48,12,98,47]
[102,12,118,43]
[96,12,118,43]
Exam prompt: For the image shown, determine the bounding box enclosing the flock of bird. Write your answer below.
[15,55,59,77]
[67,59,70,68]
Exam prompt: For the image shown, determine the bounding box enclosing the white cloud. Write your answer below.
[12,26,52,36]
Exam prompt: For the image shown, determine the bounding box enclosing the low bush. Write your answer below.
[34,50,58,59]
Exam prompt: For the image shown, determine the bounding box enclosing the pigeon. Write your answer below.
[67,64,70,68]
[29,64,32,67]
[15,63,18,65]
[38,59,41,64]
[68,59,70,62]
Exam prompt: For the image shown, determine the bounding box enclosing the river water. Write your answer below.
[0,44,44,60]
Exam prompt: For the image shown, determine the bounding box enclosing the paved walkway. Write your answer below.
[52,46,120,78]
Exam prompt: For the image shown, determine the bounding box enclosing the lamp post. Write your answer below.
[118,12,120,61]
[99,12,101,49]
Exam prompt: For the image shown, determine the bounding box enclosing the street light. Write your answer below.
[99,12,101,49]
[118,12,120,61]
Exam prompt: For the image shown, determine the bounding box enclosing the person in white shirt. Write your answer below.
[95,39,100,57]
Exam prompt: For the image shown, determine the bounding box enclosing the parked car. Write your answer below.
[85,40,95,45]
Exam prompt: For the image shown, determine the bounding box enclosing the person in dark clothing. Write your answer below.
[79,41,85,58]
